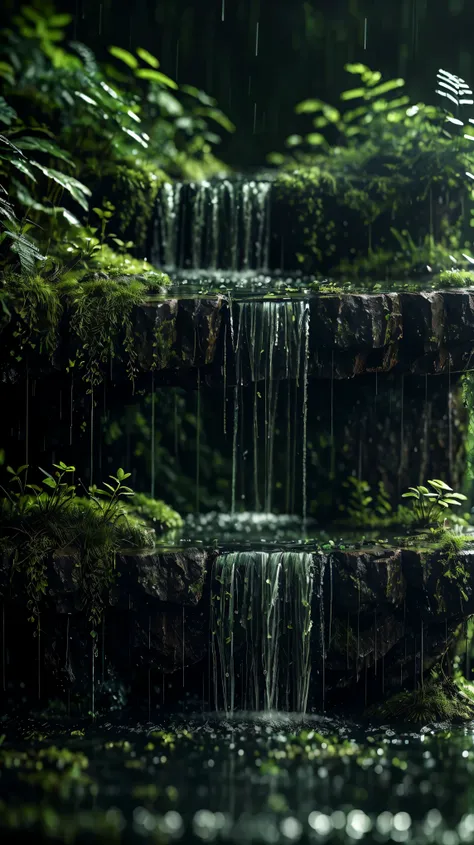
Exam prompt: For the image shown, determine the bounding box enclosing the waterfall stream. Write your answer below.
[211,551,315,713]
[153,179,271,271]
[231,299,310,516]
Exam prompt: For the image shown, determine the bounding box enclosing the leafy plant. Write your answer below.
[340,477,393,526]
[401,480,468,527]
[0,460,167,626]
[272,63,474,279]
[0,269,169,384]
[0,2,234,272]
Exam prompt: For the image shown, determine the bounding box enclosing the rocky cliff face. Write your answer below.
[0,541,472,714]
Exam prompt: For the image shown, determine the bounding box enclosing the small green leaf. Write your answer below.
[344,63,370,76]
[49,13,73,26]
[295,99,324,114]
[366,78,405,99]
[306,133,326,146]
[135,68,178,89]
[340,88,366,101]
[136,47,160,68]
[428,479,453,492]
[109,46,138,69]
[285,134,302,147]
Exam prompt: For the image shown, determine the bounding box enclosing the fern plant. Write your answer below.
[272,62,474,278]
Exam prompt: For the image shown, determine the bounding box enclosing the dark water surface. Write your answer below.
[1,712,473,844]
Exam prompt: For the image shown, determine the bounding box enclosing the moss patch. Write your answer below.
[367,678,474,723]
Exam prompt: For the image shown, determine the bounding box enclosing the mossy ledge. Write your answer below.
[1,540,474,716]
[4,278,474,387]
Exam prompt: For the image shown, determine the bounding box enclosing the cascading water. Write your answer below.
[152,179,271,271]
[231,299,310,516]
[211,551,314,713]
[154,174,316,713]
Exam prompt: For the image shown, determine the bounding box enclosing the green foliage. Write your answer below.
[1,270,169,384]
[273,64,474,278]
[0,461,157,626]
[125,492,182,531]
[369,677,474,723]
[401,480,468,527]
[339,477,393,527]
[0,2,233,272]
[439,269,474,287]
[101,388,232,515]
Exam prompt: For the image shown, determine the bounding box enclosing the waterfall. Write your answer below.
[231,299,310,515]
[211,551,314,713]
[153,179,272,271]
[155,181,183,268]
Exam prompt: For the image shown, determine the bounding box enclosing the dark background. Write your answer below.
[3,0,474,167]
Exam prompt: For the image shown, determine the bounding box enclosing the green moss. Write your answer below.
[152,312,177,370]
[1,269,170,386]
[125,493,183,532]
[433,532,473,612]
[368,678,474,723]
[0,464,157,626]
[439,269,474,287]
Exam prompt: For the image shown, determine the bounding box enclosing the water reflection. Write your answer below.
[1,712,474,843]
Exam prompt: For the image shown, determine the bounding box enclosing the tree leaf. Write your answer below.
[366,79,405,99]
[136,47,160,68]
[428,479,453,492]
[340,88,366,101]
[306,133,326,145]
[295,99,324,114]
[42,477,57,489]
[0,97,17,126]
[285,134,302,147]
[30,162,91,210]
[194,106,235,132]
[180,85,216,106]
[15,136,74,165]
[135,68,178,89]
[345,63,370,76]
[8,158,37,181]
[109,46,138,69]
[49,13,73,27]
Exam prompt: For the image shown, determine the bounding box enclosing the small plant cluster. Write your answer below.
[0,461,179,626]
[273,64,474,280]
[401,480,468,528]
[340,476,468,530]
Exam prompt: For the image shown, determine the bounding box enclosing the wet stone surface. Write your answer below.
[1,532,474,712]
